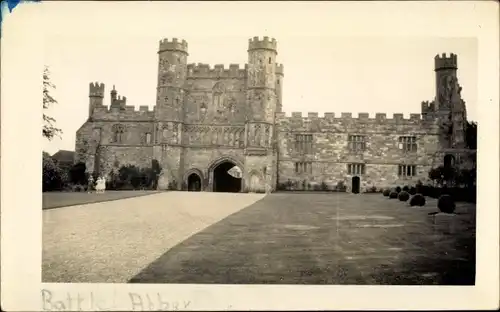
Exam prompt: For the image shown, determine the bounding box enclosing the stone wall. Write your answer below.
[275,112,441,191]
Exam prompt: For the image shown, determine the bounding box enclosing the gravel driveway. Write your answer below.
[42,191,266,283]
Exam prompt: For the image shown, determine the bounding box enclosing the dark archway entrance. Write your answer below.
[213,162,242,193]
[187,173,202,191]
[351,176,360,194]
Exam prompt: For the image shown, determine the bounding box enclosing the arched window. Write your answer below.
[112,124,125,143]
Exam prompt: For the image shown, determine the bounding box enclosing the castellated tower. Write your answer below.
[434,53,467,148]
[153,38,189,190]
[88,82,104,118]
[156,38,188,121]
[244,36,280,192]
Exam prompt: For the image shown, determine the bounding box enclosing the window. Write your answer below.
[398,136,417,152]
[112,124,125,143]
[295,162,312,174]
[348,135,366,151]
[398,165,416,177]
[269,57,272,64]
[294,134,313,154]
[347,163,365,175]
[145,133,152,144]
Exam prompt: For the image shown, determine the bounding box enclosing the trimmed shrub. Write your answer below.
[395,186,402,193]
[437,194,456,213]
[383,189,391,197]
[409,193,426,206]
[402,185,409,192]
[398,191,410,201]
[389,191,398,199]
[336,181,347,192]
[409,186,417,195]
[72,184,86,192]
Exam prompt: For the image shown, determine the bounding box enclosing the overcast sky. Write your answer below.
[35,2,481,154]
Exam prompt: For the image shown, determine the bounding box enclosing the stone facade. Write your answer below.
[75,37,475,192]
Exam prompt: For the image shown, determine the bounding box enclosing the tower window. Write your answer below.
[295,162,312,174]
[398,136,417,152]
[398,165,416,177]
[348,135,366,151]
[269,57,271,64]
[294,134,313,154]
[347,163,365,175]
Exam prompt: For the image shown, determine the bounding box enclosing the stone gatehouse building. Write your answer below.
[75,36,474,193]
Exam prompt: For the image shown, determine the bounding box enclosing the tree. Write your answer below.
[43,151,68,191]
[43,66,62,140]
[465,120,477,150]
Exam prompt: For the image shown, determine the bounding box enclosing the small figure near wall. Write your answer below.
[87,175,94,193]
[95,176,106,194]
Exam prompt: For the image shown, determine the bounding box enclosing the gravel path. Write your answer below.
[42,191,266,283]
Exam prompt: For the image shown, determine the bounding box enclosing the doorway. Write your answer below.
[213,161,242,192]
[351,176,360,194]
[187,173,202,191]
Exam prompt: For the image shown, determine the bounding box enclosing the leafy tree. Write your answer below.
[69,162,87,185]
[42,151,68,191]
[43,66,62,140]
[428,165,458,187]
[465,120,477,150]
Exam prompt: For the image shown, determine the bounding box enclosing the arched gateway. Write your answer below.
[208,157,244,193]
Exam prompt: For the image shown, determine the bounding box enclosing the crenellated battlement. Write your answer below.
[276,63,284,75]
[158,38,188,54]
[421,100,435,113]
[186,63,247,79]
[434,53,457,71]
[91,103,156,121]
[248,36,277,52]
[275,111,439,125]
[89,82,104,97]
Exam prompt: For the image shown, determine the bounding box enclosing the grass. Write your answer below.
[42,190,161,209]
[42,191,475,284]
[129,192,475,285]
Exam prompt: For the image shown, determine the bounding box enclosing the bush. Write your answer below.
[398,191,410,201]
[402,185,409,192]
[320,181,329,191]
[43,153,69,191]
[409,186,417,195]
[72,184,86,192]
[437,194,456,213]
[389,191,398,199]
[69,162,88,186]
[336,181,347,192]
[395,186,402,193]
[383,189,391,197]
[409,193,426,206]
[365,185,378,193]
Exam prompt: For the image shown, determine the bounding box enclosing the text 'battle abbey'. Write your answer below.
[76,36,472,193]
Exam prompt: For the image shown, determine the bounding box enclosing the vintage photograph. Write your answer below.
[43,37,477,286]
[2,1,498,311]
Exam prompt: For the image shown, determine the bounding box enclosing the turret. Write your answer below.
[89,82,104,118]
[433,53,467,149]
[246,36,279,123]
[109,85,127,110]
[156,38,189,121]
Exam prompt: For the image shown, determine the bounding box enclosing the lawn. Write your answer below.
[129,192,476,285]
[42,190,161,209]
